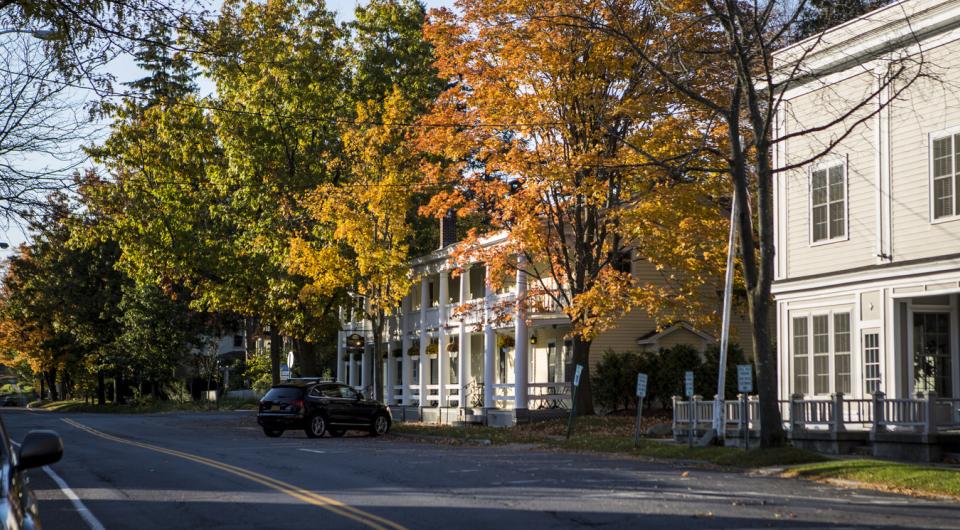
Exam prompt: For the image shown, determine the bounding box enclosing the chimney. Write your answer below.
[440,210,457,249]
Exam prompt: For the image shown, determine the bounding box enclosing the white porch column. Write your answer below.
[336,330,345,383]
[419,275,429,407]
[401,295,412,406]
[361,344,371,391]
[438,271,449,407]
[349,351,358,387]
[483,266,496,410]
[385,330,394,405]
[514,257,529,412]
[458,266,471,410]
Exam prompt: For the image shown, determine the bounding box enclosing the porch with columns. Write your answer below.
[336,261,573,426]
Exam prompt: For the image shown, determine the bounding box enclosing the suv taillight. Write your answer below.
[291,399,304,410]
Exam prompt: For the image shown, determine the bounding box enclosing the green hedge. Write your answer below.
[592,343,749,411]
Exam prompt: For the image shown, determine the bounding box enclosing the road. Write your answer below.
[1,409,957,530]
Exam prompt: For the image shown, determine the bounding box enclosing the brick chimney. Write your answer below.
[440,210,457,249]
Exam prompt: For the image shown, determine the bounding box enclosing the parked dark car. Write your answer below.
[257,381,392,438]
[0,415,64,529]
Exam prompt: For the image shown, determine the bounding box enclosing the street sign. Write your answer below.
[635,372,648,398]
[573,364,583,387]
[684,371,694,397]
[280,364,290,380]
[737,364,753,393]
[287,351,294,368]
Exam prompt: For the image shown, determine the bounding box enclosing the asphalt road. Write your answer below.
[1,409,957,530]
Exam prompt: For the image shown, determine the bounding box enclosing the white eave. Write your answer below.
[773,0,960,85]
[636,322,716,346]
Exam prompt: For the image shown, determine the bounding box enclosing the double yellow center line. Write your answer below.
[61,418,407,530]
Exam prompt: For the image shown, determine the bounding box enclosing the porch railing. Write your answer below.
[673,391,960,437]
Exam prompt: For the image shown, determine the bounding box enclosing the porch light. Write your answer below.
[530,335,537,345]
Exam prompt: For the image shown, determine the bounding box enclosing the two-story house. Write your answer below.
[773,0,960,411]
[335,215,753,425]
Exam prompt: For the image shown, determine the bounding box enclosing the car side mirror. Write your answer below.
[17,430,63,471]
[356,393,363,401]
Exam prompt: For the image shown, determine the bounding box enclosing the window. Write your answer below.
[812,315,830,394]
[811,163,846,242]
[233,334,244,348]
[863,332,881,395]
[337,385,358,400]
[932,133,960,220]
[793,311,853,396]
[834,313,851,394]
[792,317,809,394]
[547,342,558,383]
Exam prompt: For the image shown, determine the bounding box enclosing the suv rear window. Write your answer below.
[263,387,304,401]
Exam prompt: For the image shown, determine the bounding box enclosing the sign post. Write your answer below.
[566,364,583,440]
[634,372,648,448]
[685,371,695,447]
[737,364,753,450]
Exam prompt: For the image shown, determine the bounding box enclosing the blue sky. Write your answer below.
[1,0,454,254]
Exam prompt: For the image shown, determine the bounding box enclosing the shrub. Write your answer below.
[592,350,642,412]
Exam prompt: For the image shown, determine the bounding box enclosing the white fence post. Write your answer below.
[871,391,885,434]
[923,391,938,435]
[831,392,845,433]
[790,393,804,432]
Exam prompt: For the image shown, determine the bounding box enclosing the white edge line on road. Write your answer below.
[11,440,107,530]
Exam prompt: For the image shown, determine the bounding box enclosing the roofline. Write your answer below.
[773,0,960,82]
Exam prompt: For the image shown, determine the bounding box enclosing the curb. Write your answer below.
[391,432,492,446]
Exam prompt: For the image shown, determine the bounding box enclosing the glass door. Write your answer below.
[913,312,952,396]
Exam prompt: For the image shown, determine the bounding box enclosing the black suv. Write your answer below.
[257,381,392,438]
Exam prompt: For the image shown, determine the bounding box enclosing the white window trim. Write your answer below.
[808,156,850,246]
[928,126,960,224]
[861,329,882,396]
[790,307,855,397]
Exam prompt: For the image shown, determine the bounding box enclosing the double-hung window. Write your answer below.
[791,310,853,395]
[931,132,960,220]
[810,162,846,243]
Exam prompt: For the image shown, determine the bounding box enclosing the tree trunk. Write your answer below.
[371,311,385,402]
[269,325,281,385]
[571,335,594,416]
[294,339,320,377]
[45,369,58,401]
[749,290,785,447]
[38,374,44,401]
[97,371,106,406]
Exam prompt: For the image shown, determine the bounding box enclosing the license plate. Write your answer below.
[271,405,280,411]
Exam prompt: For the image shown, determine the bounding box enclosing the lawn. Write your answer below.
[392,415,827,469]
[785,459,960,499]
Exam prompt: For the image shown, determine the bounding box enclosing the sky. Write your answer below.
[0,0,454,256]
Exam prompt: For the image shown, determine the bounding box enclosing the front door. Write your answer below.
[913,312,952,396]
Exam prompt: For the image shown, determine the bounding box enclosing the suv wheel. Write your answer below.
[305,414,327,438]
[263,427,283,438]
[369,413,389,436]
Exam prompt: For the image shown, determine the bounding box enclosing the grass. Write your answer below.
[396,416,960,499]
[392,415,827,469]
[28,397,259,413]
[785,459,960,499]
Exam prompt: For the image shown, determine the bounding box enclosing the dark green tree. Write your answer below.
[795,0,893,40]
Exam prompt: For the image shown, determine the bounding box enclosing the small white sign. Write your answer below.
[737,364,753,393]
[573,364,584,387]
[280,364,290,380]
[684,371,694,398]
[635,373,648,398]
